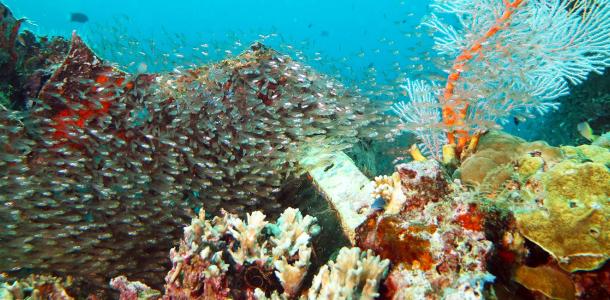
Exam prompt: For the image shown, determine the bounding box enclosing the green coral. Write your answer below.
[516,158,610,272]
[561,144,610,165]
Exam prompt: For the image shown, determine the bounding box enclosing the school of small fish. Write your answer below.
[0,31,386,288]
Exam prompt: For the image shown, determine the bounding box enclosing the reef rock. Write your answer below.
[356,160,495,299]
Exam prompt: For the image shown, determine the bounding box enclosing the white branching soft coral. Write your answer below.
[392,79,447,160]
[305,247,390,300]
[394,0,610,156]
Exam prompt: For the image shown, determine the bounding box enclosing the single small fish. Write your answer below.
[577,121,598,142]
[513,115,526,126]
[371,196,386,211]
[70,12,89,23]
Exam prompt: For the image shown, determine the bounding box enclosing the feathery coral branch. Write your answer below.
[442,0,525,150]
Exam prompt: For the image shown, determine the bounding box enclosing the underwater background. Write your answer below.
[0,0,609,299]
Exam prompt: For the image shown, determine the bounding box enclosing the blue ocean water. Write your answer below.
[5,0,434,83]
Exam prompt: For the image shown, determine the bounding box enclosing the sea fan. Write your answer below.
[394,0,610,156]
[392,79,446,160]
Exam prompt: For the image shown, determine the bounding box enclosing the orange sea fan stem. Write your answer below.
[442,0,525,151]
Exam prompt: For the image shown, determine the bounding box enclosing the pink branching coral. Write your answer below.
[394,0,610,157]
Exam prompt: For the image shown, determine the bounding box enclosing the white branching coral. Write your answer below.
[305,247,390,300]
[268,208,319,297]
[371,172,407,214]
[228,210,270,265]
[122,207,321,299]
[269,207,319,259]
[394,0,610,153]
[274,245,312,297]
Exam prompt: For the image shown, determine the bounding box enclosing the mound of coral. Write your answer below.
[0,2,387,292]
[348,130,609,299]
[456,131,609,299]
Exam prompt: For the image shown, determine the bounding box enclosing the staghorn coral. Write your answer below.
[0,275,74,300]
[303,247,389,300]
[113,207,391,300]
[0,19,383,292]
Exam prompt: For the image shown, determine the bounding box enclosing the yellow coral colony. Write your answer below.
[516,159,610,272]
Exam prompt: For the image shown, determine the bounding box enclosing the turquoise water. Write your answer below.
[5,0,434,82]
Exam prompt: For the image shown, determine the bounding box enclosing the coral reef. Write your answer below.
[112,207,389,300]
[0,275,74,300]
[350,130,608,299]
[455,130,609,299]
[356,160,495,299]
